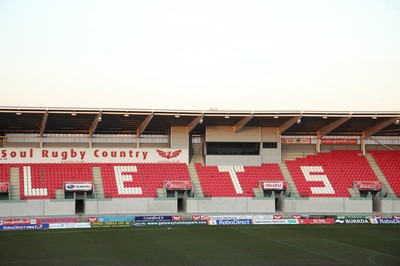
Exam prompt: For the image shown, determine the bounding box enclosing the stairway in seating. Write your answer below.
[92,166,104,199]
[347,187,359,198]
[9,167,20,200]
[280,154,302,197]
[188,155,204,198]
[55,189,64,199]
[157,187,166,198]
[365,153,396,198]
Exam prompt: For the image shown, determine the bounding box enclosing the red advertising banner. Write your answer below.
[0,219,37,226]
[192,215,201,221]
[172,216,182,221]
[292,215,302,219]
[36,217,79,224]
[281,138,311,144]
[354,181,382,191]
[260,181,287,190]
[321,138,358,145]
[64,182,93,192]
[164,181,192,191]
[0,182,9,193]
[273,215,283,220]
[298,218,335,224]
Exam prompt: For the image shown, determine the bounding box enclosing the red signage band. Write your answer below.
[0,182,9,193]
[164,181,192,191]
[260,181,287,190]
[354,181,382,191]
[321,138,358,145]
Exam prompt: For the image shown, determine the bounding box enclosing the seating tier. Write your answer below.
[286,150,378,197]
[196,163,284,197]
[99,163,191,198]
[369,150,400,197]
[19,163,93,199]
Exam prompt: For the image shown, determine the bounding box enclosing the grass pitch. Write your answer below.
[1,225,400,265]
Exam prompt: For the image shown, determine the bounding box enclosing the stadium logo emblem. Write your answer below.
[156,149,182,159]
[66,184,75,189]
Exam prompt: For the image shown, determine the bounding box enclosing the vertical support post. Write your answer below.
[361,133,366,155]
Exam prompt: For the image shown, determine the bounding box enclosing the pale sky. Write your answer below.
[0,0,399,112]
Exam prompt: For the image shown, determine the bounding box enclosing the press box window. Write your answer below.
[263,142,277,149]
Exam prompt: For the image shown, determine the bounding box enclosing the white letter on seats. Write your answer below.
[23,166,48,196]
[218,166,244,194]
[114,165,142,195]
[300,166,335,194]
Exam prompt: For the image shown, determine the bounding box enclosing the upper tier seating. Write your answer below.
[19,163,93,199]
[99,163,191,198]
[196,163,284,197]
[369,150,400,197]
[285,150,379,197]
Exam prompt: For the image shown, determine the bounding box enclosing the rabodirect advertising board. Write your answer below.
[0,224,49,231]
[208,219,252,225]
[370,219,400,224]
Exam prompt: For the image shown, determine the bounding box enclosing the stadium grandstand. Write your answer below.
[0,106,399,217]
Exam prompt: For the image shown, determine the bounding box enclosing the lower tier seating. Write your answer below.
[369,150,400,197]
[99,163,191,198]
[196,163,285,197]
[285,150,379,197]
[20,163,93,199]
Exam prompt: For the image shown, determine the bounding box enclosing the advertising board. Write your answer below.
[97,216,135,222]
[260,181,287,191]
[354,181,382,191]
[133,220,207,226]
[334,219,370,224]
[164,181,192,191]
[208,219,252,225]
[252,219,298,225]
[134,216,172,222]
[298,218,335,224]
[0,224,49,230]
[49,223,91,229]
[64,182,93,192]
[91,221,131,228]
[0,182,9,193]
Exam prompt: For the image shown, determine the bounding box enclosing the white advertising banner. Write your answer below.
[49,223,92,229]
[0,148,188,164]
[252,219,299,225]
[64,183,93,192]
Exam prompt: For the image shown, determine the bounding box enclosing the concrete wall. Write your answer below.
[260,127,281,163]
[206,126,261,142]
[0,200,75,217]
[1,197,398,218]
[382,198,400,214]
[186,197,275,213]
[206,155,261,166]
[171,126,189,149]
[85,198,177,215]
[284,198,372,214]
